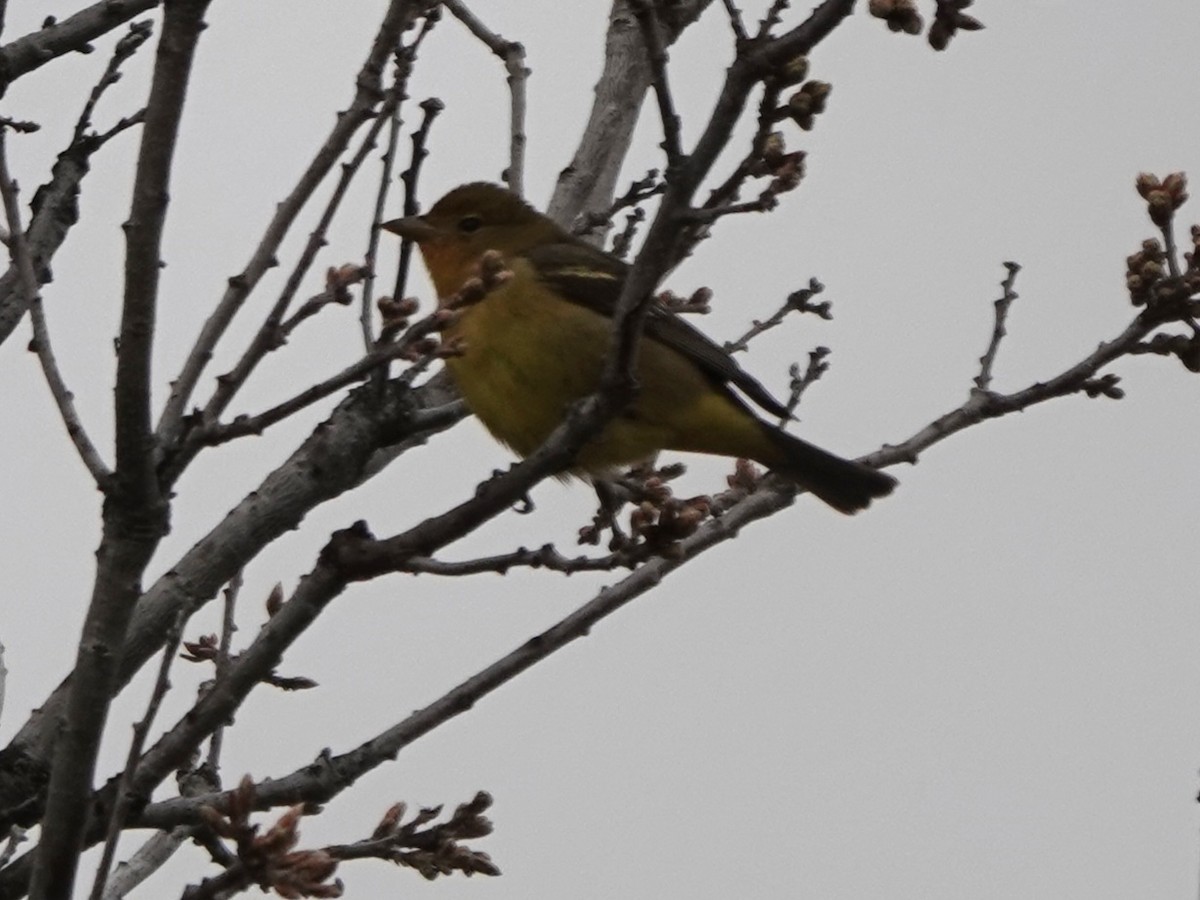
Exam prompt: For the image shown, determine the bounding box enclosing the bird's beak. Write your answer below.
[381,215,439,242]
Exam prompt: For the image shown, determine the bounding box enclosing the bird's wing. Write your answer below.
[526,240,791,420]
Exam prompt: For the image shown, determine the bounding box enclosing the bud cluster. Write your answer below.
[1136,172,1189,229]
[868,0,922,35]
[753,131,806,195]
[869,0,984,50]
[629,493,712,559]
[930,0,984,51]
[784,80,831,132]
[1126,173,1200,308]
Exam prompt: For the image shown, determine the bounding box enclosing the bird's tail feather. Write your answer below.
[761,425,896,514]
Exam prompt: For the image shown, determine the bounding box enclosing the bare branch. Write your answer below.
[137,482,800,828]
[100,828,189,900]
[630,0,684,170]
[390,97,444,304]
[724,278,829,354]
[0,375,464,846]
[155,0,436,455]
[88,611,187,900]
[73,20,154,145]
[882,316,1156,469]
[610,207,646,259]
[721,0,749,42]
[973,261,1021,391]
[183,327,437,449]
[780,346,830,422]
[401,544,632,576]
[183,254,507,453]
[327,791,499,877]
[444,0,528,195]
[755,0,791,39]
[548,0,712,230]
[0,21,151,348]
[361,16,439,349]
[194,93,402,443]
[570,168,662,240]
[205,571,242,775]
[0,0,157,90]
[0,130,112,485]
[29,0,210,894]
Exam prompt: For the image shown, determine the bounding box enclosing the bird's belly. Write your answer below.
[443,295,673,471]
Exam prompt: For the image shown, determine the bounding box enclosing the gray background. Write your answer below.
[1,2,1199,897]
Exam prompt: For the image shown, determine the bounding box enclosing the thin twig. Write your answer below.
[1161,220,1182,280]
[72,20,154,145]
[0,18,150,349]
[206,571,242,774]
[277,268,364,339]
[630,0,685,171]
[391,97,444,302]
[755,0,791,39]
[780,346,830,423]
[701,81,783,212]
[155,0,428,458]
[571,168,663,238]
[685,196,779,223]
[610,208,646,260]
[184,313,443,450]
[401,544,631,576]
[87,611,188,900]
[721,0,749,42]
[974,261,1021,392]
[723,278,829,354]
[361,12,439,351]
[443,0,528,194]
[0,129,112,486]
[195,89,402,435]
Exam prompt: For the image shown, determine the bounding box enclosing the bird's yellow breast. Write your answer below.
[441,258,772,473]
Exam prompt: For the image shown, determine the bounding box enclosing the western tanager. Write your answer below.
[383,182,896,513]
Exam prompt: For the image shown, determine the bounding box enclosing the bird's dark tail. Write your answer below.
[760,425,897,514]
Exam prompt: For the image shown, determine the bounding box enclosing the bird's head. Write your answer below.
[383,182,563,297]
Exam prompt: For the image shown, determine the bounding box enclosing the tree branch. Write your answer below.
[0,0,157,92]
[134,278,1192,836]
[189,87,403,442]
[87,612,187,900]
[0,130,111,486]
[361,16,440,350]
[0,20,152,347]
[444,0,529,195]
[29,4,210,895]
[547,0,712,230]
[390,97,443,302]
[0,375,462,835]
[630,0,684,171]
[154,0,436,455]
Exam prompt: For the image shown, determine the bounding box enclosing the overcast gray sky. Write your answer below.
[2,2,1200,898]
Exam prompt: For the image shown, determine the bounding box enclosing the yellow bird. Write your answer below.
[383,183,895,513]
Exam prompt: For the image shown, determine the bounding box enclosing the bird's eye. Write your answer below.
[458,215,482,234]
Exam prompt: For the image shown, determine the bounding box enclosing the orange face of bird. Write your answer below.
[382,182,561,299]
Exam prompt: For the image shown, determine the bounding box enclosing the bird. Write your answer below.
[382,182,896,513]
